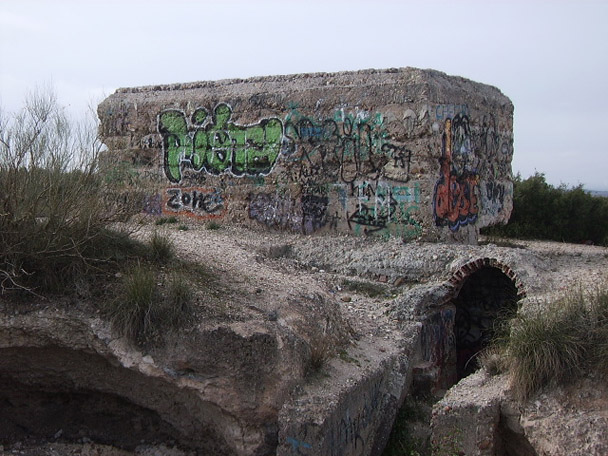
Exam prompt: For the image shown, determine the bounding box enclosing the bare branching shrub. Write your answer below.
[305,332,335,377]
[0,89,134,294]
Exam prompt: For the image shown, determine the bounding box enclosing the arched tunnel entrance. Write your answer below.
[452,266,520,378]
[416,259,524,393]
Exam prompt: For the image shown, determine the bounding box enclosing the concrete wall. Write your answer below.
[98,67,514,243]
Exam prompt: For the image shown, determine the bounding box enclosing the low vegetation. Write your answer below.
[148,231,175,263]
[481,281,608,400]
[104,261,195,346]
[382,395,434,456]
[0,90,203,347]
[341,279,391,298]
[155,216,178,226]
[482,173,608,245]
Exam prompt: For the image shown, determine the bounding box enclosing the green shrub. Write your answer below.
[0,89,134,294]
[483,173,608,245]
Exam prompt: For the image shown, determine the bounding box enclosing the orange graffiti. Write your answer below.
[433,117,479,230]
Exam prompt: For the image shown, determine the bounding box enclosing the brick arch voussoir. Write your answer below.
[446,257,526,301]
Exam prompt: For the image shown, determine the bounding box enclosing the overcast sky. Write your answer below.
[1,0,607,190]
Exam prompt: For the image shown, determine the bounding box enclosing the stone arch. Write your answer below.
[447,257,526,300]
[447,258,524,378]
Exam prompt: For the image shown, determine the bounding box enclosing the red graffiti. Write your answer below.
[433,116,479,231]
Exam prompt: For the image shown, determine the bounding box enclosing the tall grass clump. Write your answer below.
[0,88,133,294]
[149,231,175,263]
[106,265,158,343]
[506,299,589,399]
[487,281,608,400]
[165,272,194,326]
[106,268,194,345]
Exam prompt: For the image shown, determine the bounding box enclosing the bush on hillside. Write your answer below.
[483,173,608,245]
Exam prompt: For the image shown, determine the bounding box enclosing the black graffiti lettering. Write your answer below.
[282,111,397,185]
[165,187,225,218]
[167,189,181,210]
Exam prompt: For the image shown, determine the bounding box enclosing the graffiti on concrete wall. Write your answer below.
[158,103,283,182]
[433,114,480,231]
[281,108,412,185]
[164,187,226,219]
[481,181,507,217]
[434,104,470,121]
[326,379,384,455]
[248,192,329,234]
[347,181,422,238]
[142,193,162,216]
[284,378,385,455]
[248,180,422,238]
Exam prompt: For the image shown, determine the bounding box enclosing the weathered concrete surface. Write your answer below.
[98,68,514,243]
[277,325,418,456]
[2,224,606,456]
[431,370,608,456]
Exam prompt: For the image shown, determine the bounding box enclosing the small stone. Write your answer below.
[142,355,154,364]
[393,277,407,287]
[341,296,352,302]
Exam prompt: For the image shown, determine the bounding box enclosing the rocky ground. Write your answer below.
[1,221,607,456]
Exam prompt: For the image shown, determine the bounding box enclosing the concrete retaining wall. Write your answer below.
[98,67,514,243]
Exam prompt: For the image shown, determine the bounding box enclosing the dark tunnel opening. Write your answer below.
[0,343,241,455]
[0,346,198,452]
[452,266,519,379]
[0,381,182,449]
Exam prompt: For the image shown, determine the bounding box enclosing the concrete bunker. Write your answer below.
[98,67,515,245]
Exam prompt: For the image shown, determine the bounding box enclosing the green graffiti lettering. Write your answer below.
[158,110,192,183]
[158,103,283,182]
